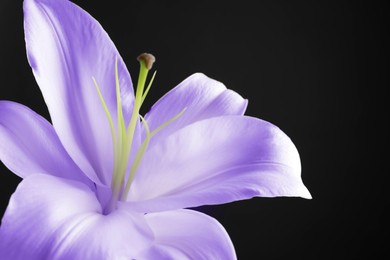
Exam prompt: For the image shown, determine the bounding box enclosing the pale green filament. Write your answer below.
[121,107,187,200]
[92,77,116,147]
[109,58,129,210]
[121,115,151,201]
[141,70,156,106]
[93,55,185,214]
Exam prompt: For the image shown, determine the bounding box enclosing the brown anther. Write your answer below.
[137,53,156,70]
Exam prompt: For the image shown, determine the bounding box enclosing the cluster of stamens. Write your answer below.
[93,53,185,213]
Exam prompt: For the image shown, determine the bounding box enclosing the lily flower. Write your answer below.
[0,0,311,259]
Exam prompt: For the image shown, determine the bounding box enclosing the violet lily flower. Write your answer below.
[0,0,311,259]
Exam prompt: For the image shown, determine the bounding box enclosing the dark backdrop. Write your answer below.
[0,0,387,259]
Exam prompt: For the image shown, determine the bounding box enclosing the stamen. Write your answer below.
[108,58,134,213]
[93,75,120,214]
[92,77,116,147]
[121,107,187,200]
[121,115,151,200]
[113,56,128,186]
[115,57,127,147]
[150,107,187,138]
[141,70,157,106]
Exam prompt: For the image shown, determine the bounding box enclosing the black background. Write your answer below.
[0,0,387,259]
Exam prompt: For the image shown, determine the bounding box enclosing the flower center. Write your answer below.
[93,54,185,214]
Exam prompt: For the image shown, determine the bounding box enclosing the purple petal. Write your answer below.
[23,0,135,185]
[144,73,247,144]
[127,116,311,213]
[0,101,93,186]
[137,209,236,259]
[0,174,153,259]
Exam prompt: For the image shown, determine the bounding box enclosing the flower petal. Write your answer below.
[23,0,135,185]
[0,174,153,260]
[0,101,93,186]
[144,73,247,144]
[127,116,311,213]
[136,209,236,260]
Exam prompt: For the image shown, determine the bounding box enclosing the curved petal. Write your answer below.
[136,209,236,260]
[144,73,247,145]
[23,0,136,185]
[0,174,153,260]
[0,101,93,186]
[127,116,311,213]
